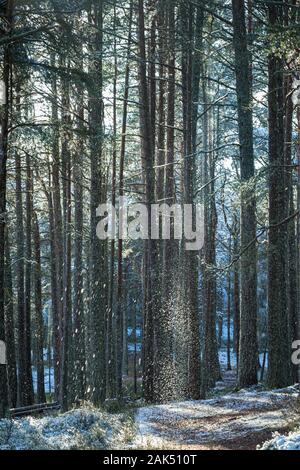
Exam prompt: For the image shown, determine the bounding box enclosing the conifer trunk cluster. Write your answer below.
[0,0,300,416]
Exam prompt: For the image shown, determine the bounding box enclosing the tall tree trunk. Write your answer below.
[162,0,179,399]
[297,107,300,390]
[88,1,106,404]
[153,0,175,403]
[284,75,298,383]
[202,75,221,391]
[138,0,156,402]
[122,262,129,377]
[232,0,258,388]
[4,232,17,407]
[24,153,34,403]
[133,304,138,395]
[181,0,203,400]
[106,7,118,400]
[45,166,59,401]
[60,60,72,410]
[114,1,133,399]
[267,2,289,388]
[15,148,29,405]
[0,0,13,416]
[156,0,165,205]
[227,239,232,371]
[33,212,46,403]
[233,226,240,366]
[73,41,85,402]
[50,53,63,400]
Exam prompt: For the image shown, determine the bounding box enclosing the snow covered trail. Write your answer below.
[133,386,299,450]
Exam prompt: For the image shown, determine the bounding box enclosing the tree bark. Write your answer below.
[138,0,156,402]
[181,0,203,400]
[50,53,63,400]
[60,59,72,410]
[0,0,13,416]
[267,2,290,388]
[284,75,298,383]
[232,0,258,388]
[15,147,28,405]
[113,2,133,400]
[88,1,106,404]
[4,231,17,408]
[24,153,34,403]
[33,212,46,404]
[73,40,85,402]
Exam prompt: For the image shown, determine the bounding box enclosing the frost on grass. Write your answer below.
[0,406,134,450]
[133,386,299,450]
[259,429,300,450]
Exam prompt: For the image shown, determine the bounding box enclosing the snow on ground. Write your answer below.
[32,367,54,395]
[219,350,237,369]
[218,349,268,370]
[2,367,299,450]
[0,407,133,450]
[133,386,299,450]
[259,428,300,450]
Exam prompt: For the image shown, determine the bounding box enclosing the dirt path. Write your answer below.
[133,384,299,450]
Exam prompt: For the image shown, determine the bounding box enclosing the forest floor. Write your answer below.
[0,407,135,450]
[132,372,300,450]
[1,370,299,450]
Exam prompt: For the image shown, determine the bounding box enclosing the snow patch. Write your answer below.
[259,428,300,450]
[133,386,299,449]
[0,407,133,450]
